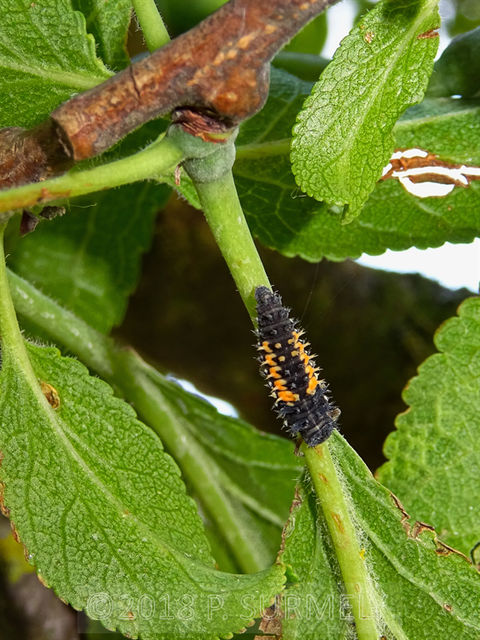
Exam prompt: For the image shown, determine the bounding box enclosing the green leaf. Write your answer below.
[283,13,327,56]
[230,69,480,260]
[0,0,111,128]
[0,341,284,639]
[280,433,480,639]
[9,182,170,334]
[128,361,302,572]
[377,297,480,556]
[427,26,480,98]
[291,0,440,221]
[6,268,301,574]
[72,0,132,70]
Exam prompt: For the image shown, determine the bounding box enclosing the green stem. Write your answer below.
[193,170,270,319]
[7,270,116,380]
[133,0,171,51]
[272,51,330,82]
[125,358,271,573]
[304,442,379,640]
[7,270,268,573]
[235,139,291,160]
[0,136,184,215]
[0,228,38,386]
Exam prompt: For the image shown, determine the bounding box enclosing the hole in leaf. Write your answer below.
[381,148,480,198]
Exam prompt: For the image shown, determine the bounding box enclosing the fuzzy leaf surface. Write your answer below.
[0,0,111,128]
[72,0,132,70]
[291,0,440,221]
[279,433,480,639]
[230,69,480,260]
[10,182,170,333]
[377,297,480,555]
[0,341,284,639]
[6,267,300,573]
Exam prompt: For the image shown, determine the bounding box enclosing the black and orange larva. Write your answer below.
[255,286,340,447]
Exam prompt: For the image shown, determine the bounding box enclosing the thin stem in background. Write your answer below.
[133,0,171,51]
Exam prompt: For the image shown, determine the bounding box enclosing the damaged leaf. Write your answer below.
[230,70,480,260]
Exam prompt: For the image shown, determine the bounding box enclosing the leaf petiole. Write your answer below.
[0,135,184,215]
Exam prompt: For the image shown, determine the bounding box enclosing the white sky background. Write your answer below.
[323,0,480,294]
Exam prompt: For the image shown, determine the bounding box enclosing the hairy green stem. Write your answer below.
[7,270,268,573]
[235,139,291,160]
[133,0,171,51]
[0,229,45,412]
[193,171,270,319]
[304,442,379,640]
[124,358,272,573]
[0,136,184,215]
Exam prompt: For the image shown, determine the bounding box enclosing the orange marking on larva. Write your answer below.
[262,341,272,353]
[274,379,287,391]
[305,365,315,377]
[290,350,299,357]
[296,345,307,358]
[278,390,299,403]
[274,343,281,349]
[237,33,256,49]
[306,377,318,395]
[265,354,276,366]
[268,366,282,379]
[278,355,286,362]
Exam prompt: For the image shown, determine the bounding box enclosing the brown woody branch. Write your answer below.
[0,0,339,190]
